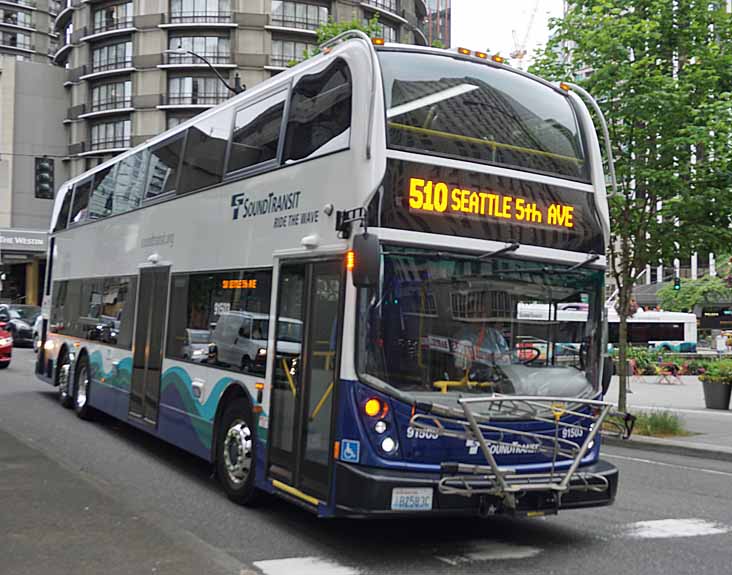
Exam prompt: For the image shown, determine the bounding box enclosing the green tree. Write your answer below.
[657,255,732,311]
[294,15,383,64]
[531,1,732,411]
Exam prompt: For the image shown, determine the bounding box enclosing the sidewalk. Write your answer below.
[606,374,732,460]
[0,427,244,575]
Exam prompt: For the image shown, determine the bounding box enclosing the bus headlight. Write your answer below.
[257,348,267,357]
[44,340,55,351]
[381,437,397,453]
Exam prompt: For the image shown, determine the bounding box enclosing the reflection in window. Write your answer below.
[88,165,117,219]
[226,92,286,173]
[114,149,149,213]
[284,59,352,162]
[49,276,137,350]
[69,179,92,225]
[178,110,231,194]
[147,134,184,198]
[166,269,273,372]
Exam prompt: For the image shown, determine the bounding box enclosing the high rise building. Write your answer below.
[54,1,429,178]
[425,0,449,47]
[0,0,59,62]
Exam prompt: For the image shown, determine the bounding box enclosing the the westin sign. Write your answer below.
[0,229,48,253]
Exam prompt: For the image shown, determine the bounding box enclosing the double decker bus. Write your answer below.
[37,32,631,517]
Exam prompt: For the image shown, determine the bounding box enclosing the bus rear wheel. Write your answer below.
[216,398,260,505]
[57,352,73,409]
[73,355,94,420]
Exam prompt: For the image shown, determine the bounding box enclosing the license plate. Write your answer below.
[390,487,433,511]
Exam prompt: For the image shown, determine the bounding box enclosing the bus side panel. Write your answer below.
[87,346,133,422]
[156,360,264,462]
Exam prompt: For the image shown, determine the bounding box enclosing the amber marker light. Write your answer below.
[457,47,471,55]
[364,398,382,417]
[491,54,505,64]
[346,250,356,272]
[255,382,264,391]
[372,37,385,46]
[559,82,571,91]
[475,51,488,59]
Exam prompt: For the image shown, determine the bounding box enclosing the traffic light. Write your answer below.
[35,156,55,199]
[673,276,681,291]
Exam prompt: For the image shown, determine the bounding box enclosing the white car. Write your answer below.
[181,328,211,363]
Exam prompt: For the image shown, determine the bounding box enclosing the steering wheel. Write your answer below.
[518,347,541,365]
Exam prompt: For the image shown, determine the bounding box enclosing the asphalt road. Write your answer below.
[2,348,732,575]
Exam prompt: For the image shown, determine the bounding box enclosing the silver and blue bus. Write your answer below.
[37,32,630,517]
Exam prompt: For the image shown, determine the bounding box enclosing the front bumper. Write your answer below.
[334,459,618,517]
[0,346,11,362]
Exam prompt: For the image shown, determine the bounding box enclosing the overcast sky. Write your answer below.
[451,0,566,68]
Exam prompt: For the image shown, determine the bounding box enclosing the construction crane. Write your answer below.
[509,0,540,69]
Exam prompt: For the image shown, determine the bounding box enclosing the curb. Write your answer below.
[605,435,732,463]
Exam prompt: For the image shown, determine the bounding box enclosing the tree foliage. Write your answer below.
[657,275,732,312]
[530,1,732,410]
[295,15,383,64]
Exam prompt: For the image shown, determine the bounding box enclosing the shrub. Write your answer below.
[633,410,689,437]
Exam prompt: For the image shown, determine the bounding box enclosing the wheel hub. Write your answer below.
[59,363,70,397]
[76,366,88,409]
[223,421,252,485]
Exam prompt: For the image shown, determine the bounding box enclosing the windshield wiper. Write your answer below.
[565,252,600,272]
[477,241,520,260]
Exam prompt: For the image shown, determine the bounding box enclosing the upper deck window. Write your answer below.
[378,51,589,182]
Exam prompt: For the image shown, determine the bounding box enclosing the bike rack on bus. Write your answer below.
[409,395,634,512]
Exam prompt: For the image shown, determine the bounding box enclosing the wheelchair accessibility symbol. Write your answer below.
[341,439,360,463]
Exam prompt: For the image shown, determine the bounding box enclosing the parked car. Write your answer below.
[210,311,301,373]
[182,328,211,363]
[0,325,12,368]
[0,304,41,347]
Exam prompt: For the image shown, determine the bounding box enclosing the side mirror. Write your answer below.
[351,232,380,287]
[601,355,614,395]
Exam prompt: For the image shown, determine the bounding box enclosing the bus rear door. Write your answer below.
[267,259,344,504]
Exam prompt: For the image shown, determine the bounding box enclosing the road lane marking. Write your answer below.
[627,519,729,539]
[435,542,542,565]
[605,453,732,477]
[253,557,359,575]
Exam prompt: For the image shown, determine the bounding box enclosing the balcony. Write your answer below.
[158,51,234,69]
[81,60,134,81]
[52,39,72,63]
[158,92,229,109]
[53,2,74,32]
[87,136,131,154]
[79,18,135,42]
[270,13,327,33]
[1,16,35,31]
[0,39,34,53]
[78,98,134,119]
[160,11,236,29]
[360,0,407,23]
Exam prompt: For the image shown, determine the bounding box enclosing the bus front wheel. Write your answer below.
[216,398,260,505]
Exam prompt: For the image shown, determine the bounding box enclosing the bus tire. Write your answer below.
[73,355,94,420]
[57,351,73,409]
[216,398,260,505]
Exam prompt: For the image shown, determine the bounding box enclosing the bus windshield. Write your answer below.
[357,247,604,401]
[378,50,589,181]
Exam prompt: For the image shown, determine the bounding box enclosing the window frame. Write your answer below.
[222,82,292,180]
[143,131,188,203]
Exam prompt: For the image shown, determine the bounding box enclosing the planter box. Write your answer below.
[701,380,732,410]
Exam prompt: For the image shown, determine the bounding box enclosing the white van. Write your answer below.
[211,311,302,372]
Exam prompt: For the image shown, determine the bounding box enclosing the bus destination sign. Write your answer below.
[407,177,576,229]
[372,159,604,254]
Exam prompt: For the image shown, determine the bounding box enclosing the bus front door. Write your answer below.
[268,259,343,503]
[129,266,170,424]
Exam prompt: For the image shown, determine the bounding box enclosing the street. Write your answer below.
[1,348,731,575]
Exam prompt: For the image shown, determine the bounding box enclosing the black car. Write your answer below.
[0,304,41,347]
